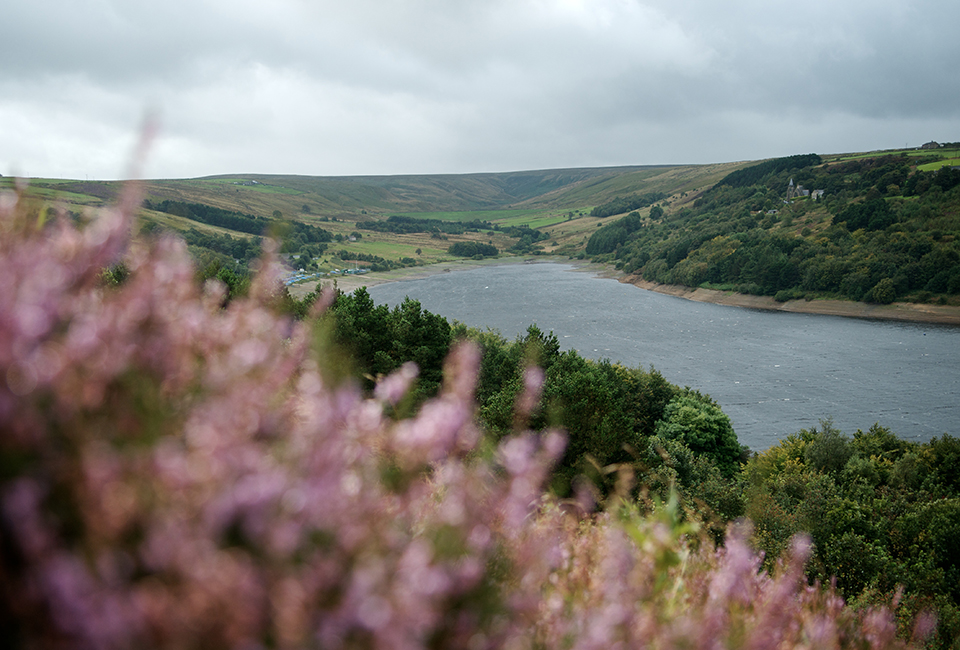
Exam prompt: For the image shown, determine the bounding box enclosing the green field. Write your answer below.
[917,156,960,171]
[391,208,577,231]
[394,208,545,223]
[334,239,443,260]
[827,146,960,167]
[1,179,104,205]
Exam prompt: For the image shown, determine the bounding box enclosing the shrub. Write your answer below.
[655,393,743,477]
[805,420,854,475]
[868,277,898,304]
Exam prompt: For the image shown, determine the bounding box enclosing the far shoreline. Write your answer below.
[289,257,960,327]
[619,276,960,326]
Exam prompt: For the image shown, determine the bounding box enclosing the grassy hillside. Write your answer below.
[5,162,747,286]
[8,144,960,309]
[588,146,960,307]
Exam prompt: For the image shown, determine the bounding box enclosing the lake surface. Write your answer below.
[368,261,960,451]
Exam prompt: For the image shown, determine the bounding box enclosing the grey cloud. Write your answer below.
[2,0,959,179]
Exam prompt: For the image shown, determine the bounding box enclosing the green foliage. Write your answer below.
[145,198,271,234]
[197,258,250,303]
[590,192,667,218]
[505,225,549,253]
[325,288,452,399]
[357,215,548,253]
[804,419,853,475]
[145,199,332,247]
[144,199,334,263]
[334,248,415,272]
[596,151,960,305]
[715,153,823,188]
[744,424,960,648]
[586,211,644,255]
[180,227,262,261]
[448,241,498,257]
[834,198,897,231]
[99,261,130,286]
[358,214,493,235]
[654,393,743,477]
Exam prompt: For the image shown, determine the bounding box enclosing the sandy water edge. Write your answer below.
[288,257,960,326]
[620,276,960,326]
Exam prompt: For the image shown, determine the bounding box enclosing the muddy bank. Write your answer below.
[621,276,960,326]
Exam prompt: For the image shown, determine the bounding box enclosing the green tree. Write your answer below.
[804,420,853,476]
[654,393,742,477]
[328,287,392,383]
[866,277,897,304]
[388,297,452,397]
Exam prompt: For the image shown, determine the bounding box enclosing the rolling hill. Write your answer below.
[7,144,960,314]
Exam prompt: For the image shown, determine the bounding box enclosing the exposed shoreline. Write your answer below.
[289,257,960,326]
[619,275,960,326]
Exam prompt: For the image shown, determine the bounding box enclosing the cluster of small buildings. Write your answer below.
[786,178,824,201]
[283,267,368,286]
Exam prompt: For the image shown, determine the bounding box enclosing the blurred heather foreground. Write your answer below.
[0,182,932,650]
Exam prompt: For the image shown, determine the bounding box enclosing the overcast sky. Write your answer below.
[2,0,959,180]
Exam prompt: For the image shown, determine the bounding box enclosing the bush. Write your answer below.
[867,277,898,304]
[775,288,805,302]
[654,393,743,477]
[804,420,854,475]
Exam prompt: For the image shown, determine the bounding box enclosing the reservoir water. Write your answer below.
[368,261,960,451]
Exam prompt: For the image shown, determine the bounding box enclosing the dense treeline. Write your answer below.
[503,224,550,253]
[448,241,499,257]
[590,191,667,218]
[716,153,823,188]
[179,227,262,261]
[332,249,418,272]
[742,423,960,647]
[145,199,266,235]
[291,287,746,495]
[145,199,332,243]
[464,325,747,494]
[325,288,453,400]
[141,200,338,280]
[586,210,645,255]
[283,284,960,647]
[357,215,493,235]
[593,153,960,304]
[359,216,549,253]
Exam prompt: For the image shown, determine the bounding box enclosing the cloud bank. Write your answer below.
[2,0,958,179]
